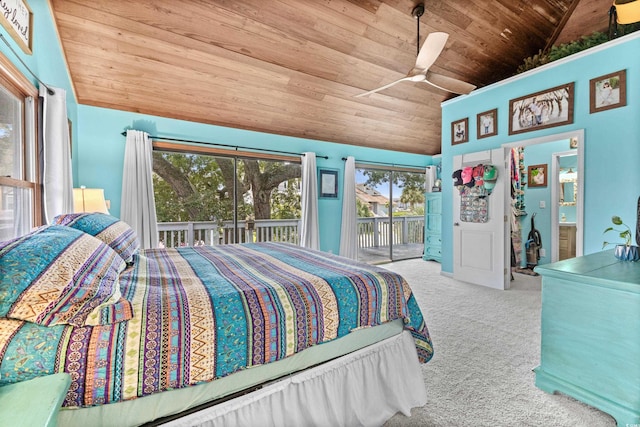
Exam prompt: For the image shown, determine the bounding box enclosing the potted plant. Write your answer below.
[603,215,640,261]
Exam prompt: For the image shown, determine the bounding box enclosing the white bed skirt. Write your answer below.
[162,331,427,427]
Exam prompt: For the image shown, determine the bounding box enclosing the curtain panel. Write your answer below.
[121,130,159,249]
[40,86,73,223]
[339,156,357,259]
[300,152,319,250]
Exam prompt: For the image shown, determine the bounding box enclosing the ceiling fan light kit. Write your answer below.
[355,2,475,98]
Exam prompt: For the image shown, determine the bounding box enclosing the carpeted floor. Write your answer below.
[381,259,617,427]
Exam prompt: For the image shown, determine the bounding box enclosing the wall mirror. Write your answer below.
[559,169,577,206]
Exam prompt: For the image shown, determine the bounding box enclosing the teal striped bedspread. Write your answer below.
[0,242,432,408]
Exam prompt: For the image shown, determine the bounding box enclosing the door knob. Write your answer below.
[454,222,460,226]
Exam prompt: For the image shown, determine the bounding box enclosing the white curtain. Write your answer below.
[121,130,158,249]
[425,166,437,193]
[339,156,357,259]
[300,152,319,250]
[41,86,73,223]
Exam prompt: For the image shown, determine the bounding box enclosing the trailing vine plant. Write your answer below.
[516,32,609,74]
[516,24,640,74]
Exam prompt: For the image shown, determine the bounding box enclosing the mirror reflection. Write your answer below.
[559,168,577,207]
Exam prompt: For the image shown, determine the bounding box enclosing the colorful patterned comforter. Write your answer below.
[0,242,432,408]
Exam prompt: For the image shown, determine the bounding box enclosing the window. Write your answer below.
[152,142,301,247]
[0,52,38,241]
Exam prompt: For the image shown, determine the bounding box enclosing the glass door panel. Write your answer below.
[390,170,425,261]
[356,167,425,263]
[235,157,301,244]
[152,151,234,247]
[356,168,392,264]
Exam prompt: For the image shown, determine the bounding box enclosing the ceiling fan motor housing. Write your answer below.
[412,3,425,19]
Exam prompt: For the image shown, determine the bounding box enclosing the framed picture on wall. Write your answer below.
[590,69,626,114]
[477,109,497,139]
[451,118,469,145]
[508,83,574,135]
[527,164,548,187]
[319,169,338,198]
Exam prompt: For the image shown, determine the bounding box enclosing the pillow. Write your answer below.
[0,225,132,327]
[53,212,140,263]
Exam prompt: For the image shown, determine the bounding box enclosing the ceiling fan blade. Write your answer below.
[424,71,476,95]
[354,76,412,97]
[414,32,449,71]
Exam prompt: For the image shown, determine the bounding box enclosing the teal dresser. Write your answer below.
[534,250,640,426]
[423,192,442,262]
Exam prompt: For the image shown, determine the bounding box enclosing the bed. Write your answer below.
[0,213,433,426]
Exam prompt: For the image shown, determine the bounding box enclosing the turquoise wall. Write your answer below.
[441,32,640,273]
[76,106,431,254]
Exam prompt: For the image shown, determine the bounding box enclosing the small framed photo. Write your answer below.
[477,109,497,139]
[527,164,548,187]
[590,70,626,114]
[319,169,338,198]
[509,83,574,135]
[451,118,469,145]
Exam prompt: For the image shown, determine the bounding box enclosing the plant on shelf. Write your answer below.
[603,215,639,261]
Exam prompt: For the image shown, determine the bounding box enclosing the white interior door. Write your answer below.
[453,149,509,290]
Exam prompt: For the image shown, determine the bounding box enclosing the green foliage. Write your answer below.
[153,152,301,224]
[400,186,425,209]
[153,152,230,223]
[270,179,301,219]
[356,199,373,218]
[360,169,426,216]
[517,32,611,74]
[603,215,633,248]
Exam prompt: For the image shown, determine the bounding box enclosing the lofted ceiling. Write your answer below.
[50,0,611,155]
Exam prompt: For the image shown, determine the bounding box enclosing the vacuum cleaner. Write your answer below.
[525,213,542,269]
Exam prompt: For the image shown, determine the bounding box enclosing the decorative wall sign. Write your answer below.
[319,169,338,198]
[0,0,33,54]
[451,117,469,145]
[508,83,574,135]
[590,69,626,114]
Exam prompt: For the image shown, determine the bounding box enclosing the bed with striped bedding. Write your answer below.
[0,238,432,421]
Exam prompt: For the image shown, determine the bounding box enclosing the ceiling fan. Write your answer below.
[355,3,476,98]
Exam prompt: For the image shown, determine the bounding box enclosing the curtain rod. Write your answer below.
[0,34,55,95]
[342,157,426,169]
[121,132,328,159]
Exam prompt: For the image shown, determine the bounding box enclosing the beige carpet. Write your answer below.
[381,259,617,427]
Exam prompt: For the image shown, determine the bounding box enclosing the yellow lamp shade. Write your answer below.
[614,0,640,24]
[73,188,110,214]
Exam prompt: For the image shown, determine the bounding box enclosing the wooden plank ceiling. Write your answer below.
[50,0,611,155]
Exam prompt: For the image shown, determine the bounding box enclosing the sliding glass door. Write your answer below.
[356,167,425,263]
[152,149,301,247]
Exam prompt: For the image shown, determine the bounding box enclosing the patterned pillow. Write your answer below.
[53,212,140,263]
[0,225,132,327]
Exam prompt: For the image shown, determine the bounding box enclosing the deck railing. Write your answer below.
[157,216,423,248]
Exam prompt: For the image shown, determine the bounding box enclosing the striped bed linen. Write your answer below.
[0,242,432,408]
